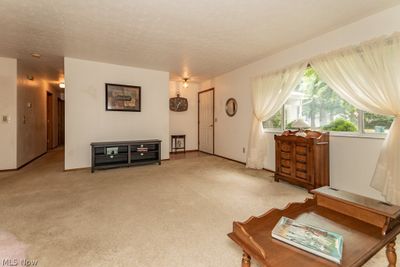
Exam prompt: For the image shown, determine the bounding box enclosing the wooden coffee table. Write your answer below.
[228,187,400,267]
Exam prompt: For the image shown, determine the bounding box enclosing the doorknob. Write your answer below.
[209,124,213,127]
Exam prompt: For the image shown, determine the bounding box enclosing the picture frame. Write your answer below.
[105,83,141,112]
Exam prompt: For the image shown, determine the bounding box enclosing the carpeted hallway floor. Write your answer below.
[0,149,396,266]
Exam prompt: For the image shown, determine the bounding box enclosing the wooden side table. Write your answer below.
[170,135,186,153]
[228,186,400,267]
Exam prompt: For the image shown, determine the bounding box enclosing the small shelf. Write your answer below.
[171,135,186,153]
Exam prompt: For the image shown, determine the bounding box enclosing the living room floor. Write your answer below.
[0,149,394,266]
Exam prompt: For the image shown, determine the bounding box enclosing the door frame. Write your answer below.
[198,88,215,154]
[46,91,53,151]
[57,97,65,146]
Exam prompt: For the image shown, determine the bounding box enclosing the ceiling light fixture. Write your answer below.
[59,82,65,89]
[31,53,41,59]
[182,78,189,89]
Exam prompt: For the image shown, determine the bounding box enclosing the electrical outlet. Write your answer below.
[242,147,246,153]
[2,115,9,122]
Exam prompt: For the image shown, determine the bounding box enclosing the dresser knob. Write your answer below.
[140,153,144,156]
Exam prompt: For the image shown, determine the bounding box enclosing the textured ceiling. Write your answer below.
[0,0,399,82]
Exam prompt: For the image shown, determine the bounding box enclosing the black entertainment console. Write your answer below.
[91,139,161,172]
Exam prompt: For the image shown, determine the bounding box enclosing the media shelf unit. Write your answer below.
[91,139,161,173]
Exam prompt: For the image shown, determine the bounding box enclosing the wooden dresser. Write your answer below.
[274,130,329,191]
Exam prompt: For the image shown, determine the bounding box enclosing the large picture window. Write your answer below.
[263,67,394,135]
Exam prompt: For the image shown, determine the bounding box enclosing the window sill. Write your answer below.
[263,129,386,140]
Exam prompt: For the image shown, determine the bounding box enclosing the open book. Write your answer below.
[272,217,343,264]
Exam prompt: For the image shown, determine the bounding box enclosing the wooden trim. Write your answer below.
[198,88,215,93]
[213,154,275,174]
[0,168,17,172]
[18,152,47,170]
[64,167,91,172]
[57,97,65,146]
[46,91,53,151]
[1,151,48,171]
[263,167,275,173]
[198,88,215,154]
[214,153,245,165]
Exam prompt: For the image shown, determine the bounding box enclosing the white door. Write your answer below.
[199,89,214,154]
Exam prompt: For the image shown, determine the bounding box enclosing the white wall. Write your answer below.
[64,58,170,170]
[169,81,198,151]
[201,5,400,199]
[0,57,17,170]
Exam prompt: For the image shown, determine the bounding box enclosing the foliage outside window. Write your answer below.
[263,67,394,135]
[363,112,394,134]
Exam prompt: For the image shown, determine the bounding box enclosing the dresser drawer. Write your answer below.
[295,145,307,155]
[296,171,307,180]
[296,162,307,171]
[131,144,159,152]
[281,167,291,175]
[281,160,291,168]
[281,152,291,160]
[281,142,292,152]
[296,154,307,163]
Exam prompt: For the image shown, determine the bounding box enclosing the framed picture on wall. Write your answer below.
[105,83,141,112]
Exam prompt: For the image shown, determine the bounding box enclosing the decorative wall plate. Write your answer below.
[225,98,238,117]
[169,95,188,112]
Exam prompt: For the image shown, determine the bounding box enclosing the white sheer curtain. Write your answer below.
[246,62,307,169]
[311,33,400,204]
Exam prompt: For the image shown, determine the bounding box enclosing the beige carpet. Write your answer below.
[0,149,395,266]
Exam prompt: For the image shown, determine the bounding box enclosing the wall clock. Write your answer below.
[169,94,188,112]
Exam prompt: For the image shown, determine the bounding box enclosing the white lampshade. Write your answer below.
[292,118,310,129]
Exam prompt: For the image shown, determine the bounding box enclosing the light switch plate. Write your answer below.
[2,115,9,122]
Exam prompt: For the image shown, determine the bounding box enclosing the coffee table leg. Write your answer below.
[386,238,397,267]
[242,251,251,267]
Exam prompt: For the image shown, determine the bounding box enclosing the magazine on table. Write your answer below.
[271,216,343,264]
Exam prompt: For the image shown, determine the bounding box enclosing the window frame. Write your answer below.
[262,66,392,139]
[263,107,388,139]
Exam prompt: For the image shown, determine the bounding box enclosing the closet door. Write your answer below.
[198,89,214,154]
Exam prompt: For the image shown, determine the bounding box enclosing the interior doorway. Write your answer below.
[46,92,53,151]
[57,98,65,146]
[198,88,214,154]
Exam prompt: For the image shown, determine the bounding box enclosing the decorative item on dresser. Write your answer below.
[91,139,161,173]
[274,130,329,191]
